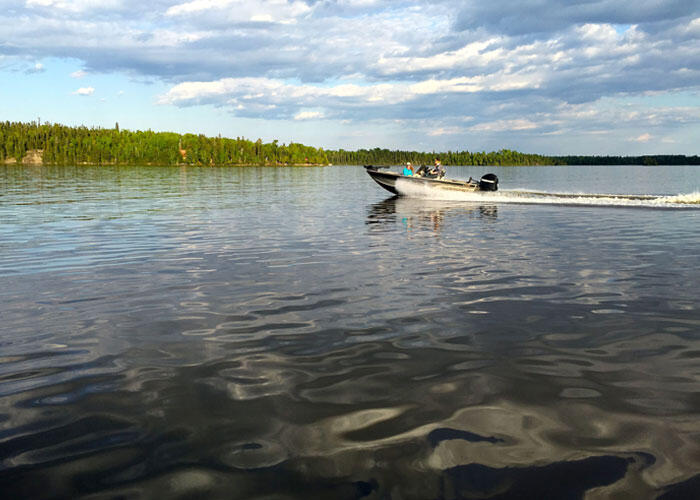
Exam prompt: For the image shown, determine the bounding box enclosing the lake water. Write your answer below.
[1,164,699,499]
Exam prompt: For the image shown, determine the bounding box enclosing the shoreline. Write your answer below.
[2,150,329,167]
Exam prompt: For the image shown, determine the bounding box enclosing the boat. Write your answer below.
[365,165,498,195]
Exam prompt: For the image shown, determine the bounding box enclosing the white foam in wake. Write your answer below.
[659,191,700,205]
[394,179,700,208]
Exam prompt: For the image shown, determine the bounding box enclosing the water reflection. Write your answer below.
[366,196,498,234]
[5,336,700,498]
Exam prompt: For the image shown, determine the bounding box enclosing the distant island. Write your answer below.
[2,120,698,167]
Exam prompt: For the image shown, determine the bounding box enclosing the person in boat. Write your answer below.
[431,158,445,178]
[402,162,414,176]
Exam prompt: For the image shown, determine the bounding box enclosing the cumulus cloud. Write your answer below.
[73,86,95,96]
[157,77,408,118]
[158,73,555,121]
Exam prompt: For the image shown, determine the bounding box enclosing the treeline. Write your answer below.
[0,121,328,166]
[326,148,549,166]
[331,149,700,166]
[0,121,552,166]
[551,155,700,166]
[1,120,698,167]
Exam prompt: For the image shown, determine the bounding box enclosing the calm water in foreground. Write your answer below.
[1,165,699,499]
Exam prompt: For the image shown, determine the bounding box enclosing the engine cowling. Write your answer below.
[479,173,498,191]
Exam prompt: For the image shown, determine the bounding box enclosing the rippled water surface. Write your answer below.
[1,164,699,499]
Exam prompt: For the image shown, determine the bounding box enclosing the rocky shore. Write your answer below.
[3,149,44,165]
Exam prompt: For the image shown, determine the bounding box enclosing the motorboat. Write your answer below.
[365,165,498,195]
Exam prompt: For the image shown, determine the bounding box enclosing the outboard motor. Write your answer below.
[479,173,499,191]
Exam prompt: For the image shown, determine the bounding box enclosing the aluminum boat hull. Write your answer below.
[365,166,495,195]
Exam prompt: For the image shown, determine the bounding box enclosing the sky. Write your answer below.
[1,0,699,155]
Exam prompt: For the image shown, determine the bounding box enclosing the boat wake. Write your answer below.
[394,178,700,208]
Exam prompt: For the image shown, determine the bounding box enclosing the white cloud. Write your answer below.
[338,0,380,6]
[158,77,405,108]
[158,72,551,115]
[469,119,539,132]
[149,28,208,47]
[294,111,324,120]
[428,127,464,136]
[408,78,484,95]
[165,0,233,16]
[633,132,653,142]
[251,14,274,23]
[73,86,95,96]
[26,0,122,12]
[70,70,87,78]
[166,0,311,24]
[376,38,505,74]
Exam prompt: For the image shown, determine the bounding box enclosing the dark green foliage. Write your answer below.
[326,148,700,166]
[325,148,551,166]
[0,121,329,166]
[550,155,700,166]
[2,120,698,167]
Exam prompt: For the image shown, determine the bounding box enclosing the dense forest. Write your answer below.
[549,155,700,166]
[1,120,698,167]
[325,148,551,166]
[0,121,326,166]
